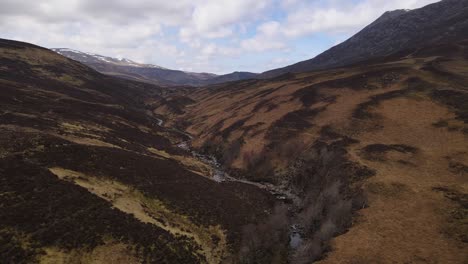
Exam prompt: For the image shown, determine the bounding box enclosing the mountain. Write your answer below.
[0,38,273,263]
[52,0,467,85]
[162,38,468,263]
[2,0,468,263]
[261,0,468,78]
[53,48,168,69]
[147,3,468,262]
[204,71,259,85]
[52,48,257,86]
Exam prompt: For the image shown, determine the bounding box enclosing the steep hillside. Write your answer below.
[261,0,468,78]
[163,40,468,263]
[204,72,259,85]
[0,39,275,263]
[52,48,257,87]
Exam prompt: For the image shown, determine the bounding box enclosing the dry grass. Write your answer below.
[147,147,214,177]
[48,167,228,263]
[53,134,121,149]
[39,241,140,264]
[318,96,468,263]
[172,53,468,262]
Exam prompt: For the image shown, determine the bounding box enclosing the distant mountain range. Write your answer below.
[53,48,168,69]
[260,0,468,78]
[53,0,468,86]
[52,48,258,86]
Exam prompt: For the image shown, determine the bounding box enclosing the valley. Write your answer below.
[0,39,275,263]
[156,40,468,263]
[1,0,467,263]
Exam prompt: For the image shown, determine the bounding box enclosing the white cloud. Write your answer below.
[0,0,441,73]
[241,37,286,52]
[240,0,439,53]
[258,21,281,36]
[192,0,268,32]
[179,0,270,41]
[280,0,440,37]
[180,26,233,42]
[240,21,287,52]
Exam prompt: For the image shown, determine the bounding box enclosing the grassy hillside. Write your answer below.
[161,40,468,263]
[1,36,467,263]
[0,39,275,264]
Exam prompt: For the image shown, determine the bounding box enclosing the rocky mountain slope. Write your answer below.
[52,48,257,86]
[261,0,468,78]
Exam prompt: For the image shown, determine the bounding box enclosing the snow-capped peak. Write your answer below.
[52,48,166,69]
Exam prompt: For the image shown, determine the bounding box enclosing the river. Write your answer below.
[156,117,304,250]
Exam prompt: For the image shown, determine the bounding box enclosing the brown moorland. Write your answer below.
[0,38,276,264]
[2,37,468,264]
[1,11,468,264]
[156,40,468,263]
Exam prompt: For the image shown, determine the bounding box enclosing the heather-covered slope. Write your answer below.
[162,40,468,263]
[0,38,275,263]
[2,1,468,261]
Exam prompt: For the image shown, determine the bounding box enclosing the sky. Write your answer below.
[0,0,440,74]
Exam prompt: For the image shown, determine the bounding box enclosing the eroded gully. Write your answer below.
[155,118,304,250]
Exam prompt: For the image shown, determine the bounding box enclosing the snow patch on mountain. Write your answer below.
[52,48,166,69]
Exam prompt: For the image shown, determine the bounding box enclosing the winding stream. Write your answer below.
[177,139,305,249]
[177,138,299,202]
[289,224,304,249]
[156,117,304,250]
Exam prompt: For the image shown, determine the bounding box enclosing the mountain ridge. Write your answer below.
[260,0,468,78]
[53,48,169,69]
[52,48,258,86]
